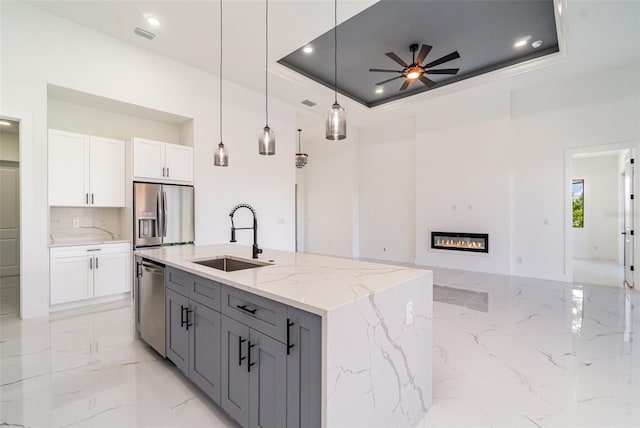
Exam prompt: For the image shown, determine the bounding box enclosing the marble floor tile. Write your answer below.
[2,267,639,427]
[573,257,625,288]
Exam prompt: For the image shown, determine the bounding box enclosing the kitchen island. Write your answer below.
[135,243,432,428]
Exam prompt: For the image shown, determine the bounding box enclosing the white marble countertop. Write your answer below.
[135,244,431,316]
[48,239,131,248]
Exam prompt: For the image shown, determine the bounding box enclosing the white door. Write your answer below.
[0,163,19,277]
[624,157,634,288]
[93,252,130,297]
[50,255,93,304]
[90,136,125,207]
[48,129,89,206]
[164,144,193,182]
[133,138,165,180]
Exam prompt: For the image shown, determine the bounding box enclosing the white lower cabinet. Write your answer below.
[50,243,130,306]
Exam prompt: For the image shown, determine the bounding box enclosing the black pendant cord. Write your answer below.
[333,0,337,104]
[298,129,302,152]
[265,0,269,126]
[219,0,223,143]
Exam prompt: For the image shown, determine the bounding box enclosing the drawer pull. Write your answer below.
[86,248,101,252]
[286,319,294,355]
[237,304,257,315]
[180,305,187,327]
[186,308,194,330]
[238,336,246,366]
[247,341,256,372]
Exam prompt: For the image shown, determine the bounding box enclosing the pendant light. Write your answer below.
[325,0,346,140]
[258,0,275,155]
[214,0,229,167]
[295,129,308,168]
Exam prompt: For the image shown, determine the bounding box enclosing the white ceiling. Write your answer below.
[23,0,640,128]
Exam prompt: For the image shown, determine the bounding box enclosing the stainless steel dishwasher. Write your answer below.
[140,259,166,357]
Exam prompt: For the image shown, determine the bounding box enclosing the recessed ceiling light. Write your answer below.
[0,120,11,127]
[147,17,160,27]
[303,46,313,54]
[375,87,384,94]
[514,36,531,48]
[531,40,543,48]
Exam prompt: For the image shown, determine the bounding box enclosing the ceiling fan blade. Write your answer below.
[375,76,404,85]
[425,51,461,69]
[419,75,436,88]
[399,79,410,91]
[369,68,402,73]
[425,68,459,75]
[385,52,408,67]
[415,44,433,65]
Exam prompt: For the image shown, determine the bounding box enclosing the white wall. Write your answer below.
[358,116,416,264]
[1,2,297,318]
[47,99,184,144]
[300,125,360,259]
[572,155,620,261]
[0,131,19,162]
[511,64,640,281]
[414,92,512,274]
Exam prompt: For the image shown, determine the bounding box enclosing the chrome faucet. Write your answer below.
[229,203,262,259]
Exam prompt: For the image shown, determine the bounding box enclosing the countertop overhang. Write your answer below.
[135,244,431,316]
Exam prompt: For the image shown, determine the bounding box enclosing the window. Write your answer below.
[572,179,584,228]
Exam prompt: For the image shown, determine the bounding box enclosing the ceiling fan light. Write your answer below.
[406,67,422,80]
[214,142,228,167]
[326,102,346,140]
[259,126,276,155]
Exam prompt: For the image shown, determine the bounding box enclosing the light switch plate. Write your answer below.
[72,219,80,228]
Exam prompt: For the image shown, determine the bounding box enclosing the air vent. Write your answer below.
[134,27,156,40]
[301,99,316,107]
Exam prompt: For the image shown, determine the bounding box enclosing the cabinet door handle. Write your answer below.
[247,341,256,372]
[95,257,99,269]
[180,305,186,327]
[166,167,170,177]
[185,308,194,330]
[86,193,89,204]
[236,304,257,315]
[162,167,166,177]
[89,258,93,270]
[238,336,247,366]
[91,193,94,205]
[286,319,294,355]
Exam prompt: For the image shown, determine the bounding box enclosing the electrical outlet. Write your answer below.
[405,301,414,325]
[72,219,80,228]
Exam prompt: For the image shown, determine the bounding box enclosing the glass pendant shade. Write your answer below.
[258,126,275,155]
[214,142,228,167]
[295,153,308,168]
[325,102,346,140]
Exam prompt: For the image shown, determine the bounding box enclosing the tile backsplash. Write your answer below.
[50,207,122,244]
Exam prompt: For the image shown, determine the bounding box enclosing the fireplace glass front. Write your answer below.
[431,232,489,253]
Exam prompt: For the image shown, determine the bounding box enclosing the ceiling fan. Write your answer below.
[369,43,460,91]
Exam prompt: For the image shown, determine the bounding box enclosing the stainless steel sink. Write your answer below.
[192,256,269,272]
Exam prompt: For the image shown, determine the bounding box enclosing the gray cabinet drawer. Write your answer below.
[166,267,191,295]
[166,267,221,311]
[191,276,222,311]
[221,286,287,344]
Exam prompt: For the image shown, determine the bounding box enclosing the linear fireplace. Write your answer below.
[431,232,489,253]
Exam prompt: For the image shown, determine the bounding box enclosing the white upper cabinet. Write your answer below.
[132,138,165,180]
[90,136,126,207]
[48,129,125,207]
[165,144,193,182]
[48,130,89,206]
[132,137,193,183]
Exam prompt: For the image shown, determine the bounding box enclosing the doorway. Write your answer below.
[570,148,632,287]
[0,119,20,317]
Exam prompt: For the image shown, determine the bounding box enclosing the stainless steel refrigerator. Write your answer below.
[133,182,194,248]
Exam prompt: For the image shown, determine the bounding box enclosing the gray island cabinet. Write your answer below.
[164,266,321,428]
[135,244,433,428]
